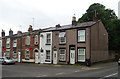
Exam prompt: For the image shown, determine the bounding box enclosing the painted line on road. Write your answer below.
[36,75,48,77]
[105,73,117,77]
[56,72,65,75]
[99,73,118,79]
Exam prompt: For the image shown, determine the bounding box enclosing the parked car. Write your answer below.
[118,58,120,66]
[0,57,16,65]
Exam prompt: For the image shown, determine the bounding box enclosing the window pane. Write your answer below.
[78,30,85,42]
[59,49,66,61]
[46,34,51,44]
[46,50,50,60]
[78,48,85,62]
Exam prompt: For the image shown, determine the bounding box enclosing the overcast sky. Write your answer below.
[0,0,120,36]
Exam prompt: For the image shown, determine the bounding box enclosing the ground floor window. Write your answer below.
[13,51,17,59]
[25,50,30,60]
[4,50,10,57]
[45,50,50,62]
[78,48,85,62]
[59,49,66,61]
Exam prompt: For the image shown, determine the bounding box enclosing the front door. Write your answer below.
[53,49,57,64]
[40,53,44,64]
[70,46,75,64]
[35,50,39,63]
[18,52,21,62]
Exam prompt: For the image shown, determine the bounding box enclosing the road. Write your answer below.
[1,62,119,79]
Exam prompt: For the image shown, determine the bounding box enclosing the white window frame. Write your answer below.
[6,38,10,48]
[13,39,17,47]
[45,50,50,61]
[78,48,85,62]
[78,30,85,42]
[34,35,38,45]
[25,50,30,60]
[46,33,51,44]
[59,32,66,44]
[26,36,30,45]
[13,51,17,59]
[59,49,66,61]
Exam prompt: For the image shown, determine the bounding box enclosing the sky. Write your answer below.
[0,0,120,36]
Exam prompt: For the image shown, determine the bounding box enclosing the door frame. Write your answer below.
[33,48,39,63]
[69,45,76,64]
[53,48,57,64]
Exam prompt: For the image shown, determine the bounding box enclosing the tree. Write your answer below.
[78,3,120,52]
[78,3,117,31]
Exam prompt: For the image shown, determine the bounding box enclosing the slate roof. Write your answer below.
[43,21,96,32]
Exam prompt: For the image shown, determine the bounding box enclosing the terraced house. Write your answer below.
[22,25,40,63]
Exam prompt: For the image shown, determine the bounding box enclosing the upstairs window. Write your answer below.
[46,33,51,44]
[13,39,17,47]
[34,35,38,45]
[6,38,10,48]
[78,30,85,42]
[59,32,66,44]
[26,36,30,45]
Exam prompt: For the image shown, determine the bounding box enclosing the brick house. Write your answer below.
[22,25,40,63]
[39,16,108,65]
[1,29,22,62]
[1,25,40,63]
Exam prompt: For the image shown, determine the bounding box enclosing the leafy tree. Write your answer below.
[78,3,120,52]
[78,3,117,31]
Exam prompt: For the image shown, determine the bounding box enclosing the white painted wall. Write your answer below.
[40,32,52,64]
[118,1,120,19]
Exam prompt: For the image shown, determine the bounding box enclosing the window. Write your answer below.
[59,49,66,61]
[13,39,17,47]
[46,34,51,44]
[46,50,50,62]
[13,51,17,59]
[4,49,10,57]
[26,36,30,45]
[34,35,38,45]
[59,32,66,44]
[78,30,85,42]
[25,50,30,60]
[6,38,10,48]
[78,48,85,62]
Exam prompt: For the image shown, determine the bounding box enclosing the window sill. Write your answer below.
[26,45,30,46]
[59,60,66,62]
[34,44,38,46]
[59,43,66,45]
[45,44,51,45]
[77,41,86,43]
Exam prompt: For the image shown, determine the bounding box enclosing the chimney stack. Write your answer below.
[56,24,61,28]
[72,15,77,26]
[1,29,5,37]
[9,28,13,36]
[28,25,33,32]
